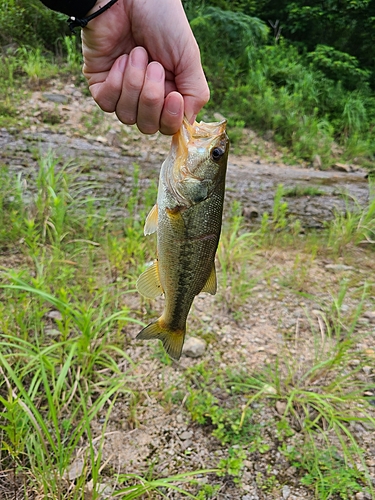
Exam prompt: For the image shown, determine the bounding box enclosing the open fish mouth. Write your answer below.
[171,118,228,181]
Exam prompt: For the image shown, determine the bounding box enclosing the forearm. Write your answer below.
[39,0,96,18]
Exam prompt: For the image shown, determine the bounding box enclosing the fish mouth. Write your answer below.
[180,116,227,142]
[171,117,228,172]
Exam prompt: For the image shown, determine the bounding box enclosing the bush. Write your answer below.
[0,0,68,50]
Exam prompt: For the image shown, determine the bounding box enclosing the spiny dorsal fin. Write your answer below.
[201,263,217,295]
[136,260,163,299]
[144,204,158,235]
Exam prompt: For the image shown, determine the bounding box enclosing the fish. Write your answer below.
[136,118,229,360]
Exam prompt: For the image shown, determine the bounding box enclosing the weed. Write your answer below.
[17,46,58,84]
[282,185,324,197]
[326,182,375,252]
[216,201,259,311]
[217,447,246,484]
[62,35,82,73]
[114,470,217,498]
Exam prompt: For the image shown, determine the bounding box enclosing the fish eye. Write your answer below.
[211,147,225,161]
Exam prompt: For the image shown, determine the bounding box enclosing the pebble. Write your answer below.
[333,162,351,173]
[180,431,193,440]
[42,92,70,104]
[325,264,354,272]
[243,206,259,219]
[282,485,291,499]
[276,401,287,415]
[46,310,63,321]
[64,458,84,481]
[183,337,206,358]
[363,311,375,323]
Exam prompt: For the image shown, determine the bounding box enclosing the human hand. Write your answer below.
[81,0,210,135]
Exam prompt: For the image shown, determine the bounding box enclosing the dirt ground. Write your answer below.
[1,80,375,499]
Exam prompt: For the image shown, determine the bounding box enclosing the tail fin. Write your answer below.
[136,320,185,360]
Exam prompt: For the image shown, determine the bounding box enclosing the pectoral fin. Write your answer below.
[201,263,217,295]
[144,204,158,235]
[136,260,164,299]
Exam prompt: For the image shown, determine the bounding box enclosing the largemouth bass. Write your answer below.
[136,118,229,360]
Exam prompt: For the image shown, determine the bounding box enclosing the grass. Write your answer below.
[0,104,375,498]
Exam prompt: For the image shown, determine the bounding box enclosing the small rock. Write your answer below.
[243,206,259,219]
[201,315,212,322]
[276,401,287,415]
[333,162,351,173]
[46,310,63,321]
[325,264,353,272]
[349,359,361,366]
[85,479,112,497]
[363,311,375,323]
[282,485,291,499]
[355,493,365,500]
[243,460,253,470]
[312,154,322,169]
[45,328,60,336]
[182,337,206,358]
[180,431,193,441]
[64,458,84,481]
[180,440,192,451]
[286,466,297,476]
[263,384,277,395]
[96,135,108,144]
[42,93,70,104]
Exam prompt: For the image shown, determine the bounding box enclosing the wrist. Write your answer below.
[69,0,119,31]
[87,0,119,16]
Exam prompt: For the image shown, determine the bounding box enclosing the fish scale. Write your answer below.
[136,118,229,360]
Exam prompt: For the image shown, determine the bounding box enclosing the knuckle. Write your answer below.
[142,90,162,109]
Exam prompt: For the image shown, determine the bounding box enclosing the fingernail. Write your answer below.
[117,54,128,73]
[167,97,182,116]
[130,47,148,70]
[146,62,164,82]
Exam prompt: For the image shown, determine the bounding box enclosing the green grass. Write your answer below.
[0,144,375,498]
[282,185,325,197]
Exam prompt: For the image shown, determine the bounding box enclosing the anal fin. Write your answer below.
[201,263,217,295]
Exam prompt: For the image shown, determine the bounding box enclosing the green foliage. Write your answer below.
[216,201,258,312]
[308,45,371,90]
[217,447,247,483]
[187,5,268,101]
[326,182,375,252]
[115,470,216,498]
[0,0,67,50]
[296,444,368,499]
